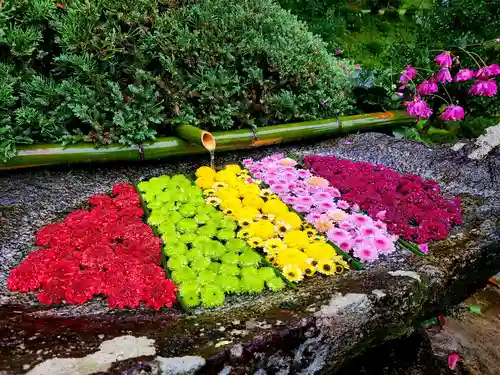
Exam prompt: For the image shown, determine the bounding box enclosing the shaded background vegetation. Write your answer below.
[0,0,499,161]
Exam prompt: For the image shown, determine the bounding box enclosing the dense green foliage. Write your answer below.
[279,0,500,141]
[0,0,354,161]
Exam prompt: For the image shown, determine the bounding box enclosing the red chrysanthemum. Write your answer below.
[8,183,177,310]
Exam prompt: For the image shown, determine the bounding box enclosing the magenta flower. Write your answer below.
[496,38,500,44]
[469,80,497,97]
[436,68,452,84]
[454,68,475,82]
[406,97,432,119]
[418,243,429,254]
[440,105,465,121]
[435,51,452,68]
[399,65,417,83]
[417,80,438,95]
[335,49,342,55]
[476,64,500,79]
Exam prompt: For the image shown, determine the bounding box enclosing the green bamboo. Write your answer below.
[1,111,413,170]
[174,124,216,151]
[398,238,426,256]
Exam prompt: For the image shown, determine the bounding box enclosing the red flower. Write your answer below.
[8,183,177,310]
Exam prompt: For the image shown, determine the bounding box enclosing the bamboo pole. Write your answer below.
[0,111,413,170]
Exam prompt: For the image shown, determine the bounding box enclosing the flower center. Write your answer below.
[323,264,331,271]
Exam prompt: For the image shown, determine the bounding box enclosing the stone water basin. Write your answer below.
[0,133,499,374]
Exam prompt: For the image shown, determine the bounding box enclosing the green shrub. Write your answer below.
[0,0,354,162]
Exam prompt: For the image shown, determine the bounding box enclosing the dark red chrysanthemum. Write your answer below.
[305,155,462,244]
[8,183,177,310]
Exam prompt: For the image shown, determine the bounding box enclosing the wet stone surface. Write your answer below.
[0,133,499,374]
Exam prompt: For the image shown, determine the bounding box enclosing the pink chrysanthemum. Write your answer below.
[271,183,288,194]
[297,169,312,179]
[354,246,379,262]
[313,191,331,202]
[327,228,350,242]
[351,213,371,226]
[318,201,336,212]
[337,200,350,210]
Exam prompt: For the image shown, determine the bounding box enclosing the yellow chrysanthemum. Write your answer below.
[205,196,221,206]
[262,200,289,216]
[264,239,286,253]
[219,197,242,211]
[259,188,273,198]
[237,217,253,228]
[283,230,310,250]
[266,254,278,265]
[237,229,251,239]
[277,249,308,268]
[305,228,318,238]
[302,264,316,277]
[223,208,237,217]
[233,206,260,220]
[256,213,275,222]
[283,264,304,282]
[195,176,215,189]
[304,242,336,260]
[333,255,350,271]
[213,181,229,191]
[276,212,302,229]
[196,166,216,178]
[242,195,265,209]
[317,259,335,276]
[248,220,275,240]
[267,194,280,201]
[275,222,292,237]
[225,164,242,174]
[203,189,217,197]
[248,237,264,249]
[239,183,261,197]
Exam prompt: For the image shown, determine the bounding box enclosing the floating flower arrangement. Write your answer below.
[243,155,398,262]
[304,155,462,248]
[196,165,349,282]
[138,174,285,309]
[7,183,178,310]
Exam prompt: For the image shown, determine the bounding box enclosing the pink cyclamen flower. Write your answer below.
[435,51,452,68]
[469,80,497,97]
[406,97,433,119]
[399,65,417,83]
[454,68,475,82]
[354,246,379,262]
[417,80,438,95]
[440,105,465,121]
[436,68,452,84]
[418,243,429,254]
[487,63,500,77]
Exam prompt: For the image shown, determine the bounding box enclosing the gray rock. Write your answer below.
[1,133,499,374]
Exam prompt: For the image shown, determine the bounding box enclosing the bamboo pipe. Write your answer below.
[0,111,413,170]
